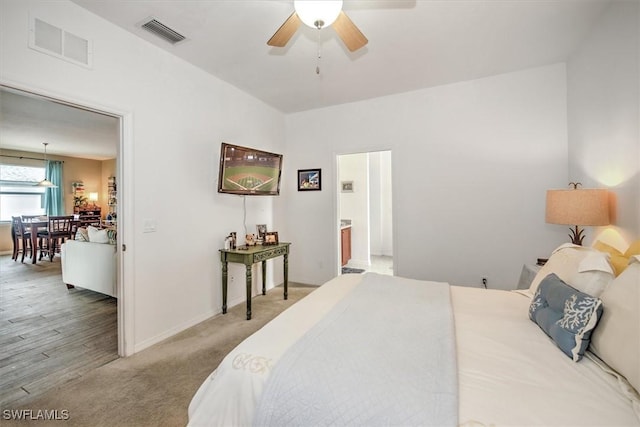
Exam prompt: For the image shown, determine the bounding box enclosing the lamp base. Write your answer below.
[568,225,585,246]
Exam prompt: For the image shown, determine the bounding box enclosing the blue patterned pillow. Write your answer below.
[529,273,603,361]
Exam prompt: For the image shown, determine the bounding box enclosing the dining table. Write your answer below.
[22,217,49,264]
[22,217,78,264]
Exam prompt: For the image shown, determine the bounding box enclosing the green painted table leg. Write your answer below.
[245,264,252,320]
[283,253,288,300]
[261,260,267,295]
[222,261,228,314]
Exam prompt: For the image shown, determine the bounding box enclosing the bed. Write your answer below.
[188,244,640,426]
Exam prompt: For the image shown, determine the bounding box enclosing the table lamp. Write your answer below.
[88,192,99,208]
[545,182,609,245]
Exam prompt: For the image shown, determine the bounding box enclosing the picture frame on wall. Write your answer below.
[298,169,322,191]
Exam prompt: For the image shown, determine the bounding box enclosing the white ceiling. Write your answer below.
[1,0,613,159]
[71,0,612,113]
[0,87,119,160]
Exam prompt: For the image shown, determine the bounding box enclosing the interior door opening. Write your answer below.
[337,150,393,276]
[0,84,124,356]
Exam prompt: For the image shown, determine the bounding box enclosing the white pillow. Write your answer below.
[569,252,616,297]
[528,244,614,297]
[589,258,640,393]
[567,269,613,298]
[87,225,109,244]
[578,252,615,275]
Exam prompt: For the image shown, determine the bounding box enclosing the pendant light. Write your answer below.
[37,142,57,188]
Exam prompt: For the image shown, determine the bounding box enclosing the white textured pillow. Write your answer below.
[589,257,640,393]
[88,225,109,244]
[567,270,614,298]
[528,244,614,297]
[568,252,616,297]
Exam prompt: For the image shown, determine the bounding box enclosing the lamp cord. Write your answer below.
[243,195,248,238]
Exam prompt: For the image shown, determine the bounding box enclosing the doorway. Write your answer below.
[337,151,393,276]
[0,83,129,400]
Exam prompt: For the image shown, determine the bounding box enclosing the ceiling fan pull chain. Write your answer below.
[316,23,322,75]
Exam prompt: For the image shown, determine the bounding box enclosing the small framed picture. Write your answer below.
[298,169,321,191]
[341,181,354,192]
[264,231,279,245]
[256,224,267,239]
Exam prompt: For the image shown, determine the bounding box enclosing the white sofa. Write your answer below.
[61,239,117,298]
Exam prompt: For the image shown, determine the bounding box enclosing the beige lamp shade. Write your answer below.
[545,189,609,226]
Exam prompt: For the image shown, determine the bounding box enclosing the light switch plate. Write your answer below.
[143,218,157,233]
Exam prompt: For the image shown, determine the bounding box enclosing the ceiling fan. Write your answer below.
[267,0,368,52]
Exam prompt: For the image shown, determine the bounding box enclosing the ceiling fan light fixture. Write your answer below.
[294,0,343,29]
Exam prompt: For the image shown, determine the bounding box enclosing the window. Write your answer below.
[0,164,46,221]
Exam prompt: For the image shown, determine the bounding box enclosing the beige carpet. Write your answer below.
[3,284,315,427]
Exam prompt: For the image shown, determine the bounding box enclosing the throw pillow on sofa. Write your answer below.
[75,227,89,242]
[88,226,109,243]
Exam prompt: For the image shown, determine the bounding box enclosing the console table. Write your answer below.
[219,242,290,320]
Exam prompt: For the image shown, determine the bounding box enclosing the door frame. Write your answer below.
[1,78,135,356]
[335,149,395,277]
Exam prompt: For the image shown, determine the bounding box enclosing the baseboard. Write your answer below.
[0,250,13,256]
[133,307,218,354]
[132,286,276,354]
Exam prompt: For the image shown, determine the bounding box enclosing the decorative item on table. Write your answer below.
[224,232,237,250]
[297,169,321,191]
[72,181,87,207]
[246,233,256,246]
[545,182,609,245]
[264,231,279,245]
[256,224,267,239]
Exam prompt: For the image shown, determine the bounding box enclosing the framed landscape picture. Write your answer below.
[298,169,321,191]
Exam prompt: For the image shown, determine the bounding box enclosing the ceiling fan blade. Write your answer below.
[267,12,301,47]
[332,11,368,52]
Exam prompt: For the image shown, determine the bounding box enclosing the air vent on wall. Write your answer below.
[140,17,186,44]
[29,17,92,68]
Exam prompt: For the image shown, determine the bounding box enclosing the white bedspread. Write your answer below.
[253,273,457,427]
[188,274,640,427]
[453,286,640,426]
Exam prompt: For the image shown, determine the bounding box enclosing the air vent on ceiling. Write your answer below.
[140,17,186,44]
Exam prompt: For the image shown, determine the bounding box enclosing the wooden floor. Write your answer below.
[0,254,118,408]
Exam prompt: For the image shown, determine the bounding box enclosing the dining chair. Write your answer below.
[11,216,33,263]
[38,215,75,262]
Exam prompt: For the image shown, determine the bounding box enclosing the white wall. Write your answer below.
[1,0,286,353]
[338,153,370,268]
[567,1,640,250]
[281,64,569,289]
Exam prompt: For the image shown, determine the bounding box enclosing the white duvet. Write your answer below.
[188,274,640,427]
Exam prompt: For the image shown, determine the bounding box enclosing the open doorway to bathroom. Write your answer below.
[337,150,393,276]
